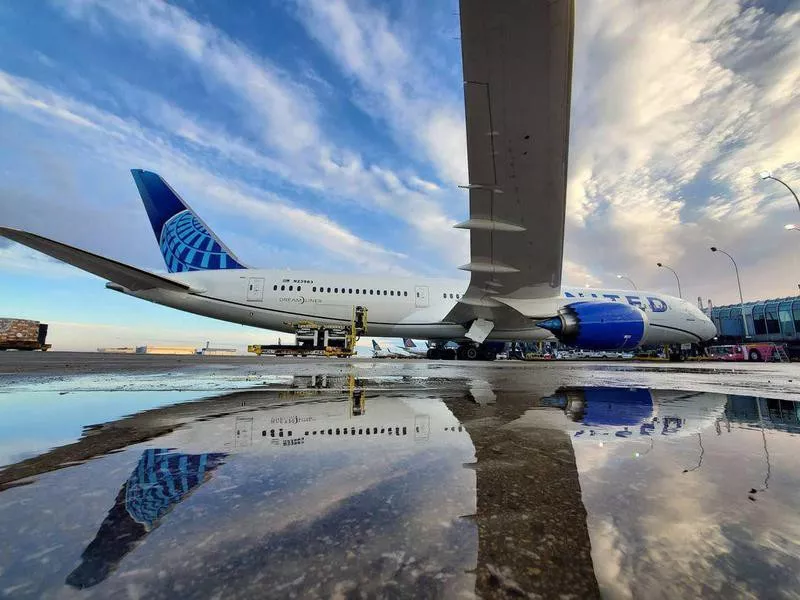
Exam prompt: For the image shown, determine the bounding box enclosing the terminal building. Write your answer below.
[708,295,800,355]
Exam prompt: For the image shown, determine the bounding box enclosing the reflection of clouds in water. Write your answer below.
[578,422,800,599]
[88,397,478,596]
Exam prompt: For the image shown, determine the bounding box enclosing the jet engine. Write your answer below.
[536,301,648,350]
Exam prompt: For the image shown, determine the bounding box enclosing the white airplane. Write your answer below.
[370,340,410,359]
[401,339,430,358]
[0,1,716,360]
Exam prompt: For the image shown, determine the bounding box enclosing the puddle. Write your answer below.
[1,379,799,598]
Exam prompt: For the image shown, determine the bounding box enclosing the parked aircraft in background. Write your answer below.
[402,339,430,358]
[0,1,716,360]
[371,340,408,359]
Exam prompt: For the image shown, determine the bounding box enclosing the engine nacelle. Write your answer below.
[536,301,648,350]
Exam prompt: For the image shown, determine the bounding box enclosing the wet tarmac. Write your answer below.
[1,354,799,599]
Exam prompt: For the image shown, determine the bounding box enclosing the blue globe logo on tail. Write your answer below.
[132,169,246,273]
[160,210,244,272]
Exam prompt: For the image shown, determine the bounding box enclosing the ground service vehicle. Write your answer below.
[0,318,51,351]
[707,343,789,362]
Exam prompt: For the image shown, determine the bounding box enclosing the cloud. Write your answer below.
[0,244,93,279]
[0,70,412,275]
[292,0,468,186]
[562,0,800,301]
[55,0,467,266]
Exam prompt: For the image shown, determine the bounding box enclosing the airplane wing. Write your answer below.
[447,0,574,335]
[0,227,191,293]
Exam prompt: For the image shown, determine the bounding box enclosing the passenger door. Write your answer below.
[415,285,429,308]
[247,277,264,302]
[235,416,253,447]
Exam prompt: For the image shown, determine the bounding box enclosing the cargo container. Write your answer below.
[0,318,51,351]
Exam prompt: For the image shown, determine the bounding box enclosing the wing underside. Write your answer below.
[0,227,190,293]
[448,0,574,328]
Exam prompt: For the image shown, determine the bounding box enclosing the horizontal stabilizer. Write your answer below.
[0,227,190,293]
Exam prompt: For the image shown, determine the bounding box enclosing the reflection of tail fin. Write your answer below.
[65,449,226,589]
[131,169,246,273]
[403,338,416,348]
[372,340,381,351]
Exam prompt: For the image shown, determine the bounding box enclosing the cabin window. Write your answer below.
[297,286,301,291]
[281,285,285,291]
[273,285,278,291]
[443,293,447,298]
[334,288,338,293]
[362,289,366,295]
[289,286,293,291]
[370,290,374,295]
[313,286,316,292]
[348,288,352,294]
[383,290,387,295]
[355,289,360,294]
[404,291,408,297]
[456,294,460,299]
[327,287,331,293]
[390,291,394,296]
[396,290,400,296]
[450,293,454,299]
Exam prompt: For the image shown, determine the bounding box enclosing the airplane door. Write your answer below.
[235,416,253,447]
[247,277,264,302]
[415,285,429,308]
[414,415,430,441]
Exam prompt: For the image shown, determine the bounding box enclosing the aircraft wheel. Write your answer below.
[464,346,478,360]
[749,349,762,362]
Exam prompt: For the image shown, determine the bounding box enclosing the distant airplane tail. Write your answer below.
[372,340,381,351]
[403,338,416,348]
[131,169,246,273]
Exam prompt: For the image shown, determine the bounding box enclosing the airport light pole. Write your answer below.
[710,247,749,340]
[616,274,637,290]
[760,171,800,212]
[656,262,682,298]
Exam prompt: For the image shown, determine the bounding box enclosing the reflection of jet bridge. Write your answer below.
[248,306,367,357]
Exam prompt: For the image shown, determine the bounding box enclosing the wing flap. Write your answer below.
[0,227,190,293]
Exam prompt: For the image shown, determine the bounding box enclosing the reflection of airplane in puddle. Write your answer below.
[65,386,470,590]
[217,390,466,452]
[66,449,226,589]
[541,387,728,441]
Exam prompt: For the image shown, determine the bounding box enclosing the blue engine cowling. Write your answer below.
[536,301,648,350]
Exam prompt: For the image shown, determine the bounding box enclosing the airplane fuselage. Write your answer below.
[122,268,715,345]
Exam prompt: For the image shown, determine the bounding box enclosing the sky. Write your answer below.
[0,0,798,352]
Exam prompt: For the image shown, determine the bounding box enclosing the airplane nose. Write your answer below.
[702,316,717,341]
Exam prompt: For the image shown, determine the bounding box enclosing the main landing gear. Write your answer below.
[426,343,498,361]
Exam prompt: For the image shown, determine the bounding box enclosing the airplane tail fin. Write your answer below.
[403,338,416,348]
[131,169,246,273]
[372,340,381,351]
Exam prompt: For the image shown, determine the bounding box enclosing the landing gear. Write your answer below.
[425,342,500,361]
[456,343,498,361]
[458,345,479,360]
